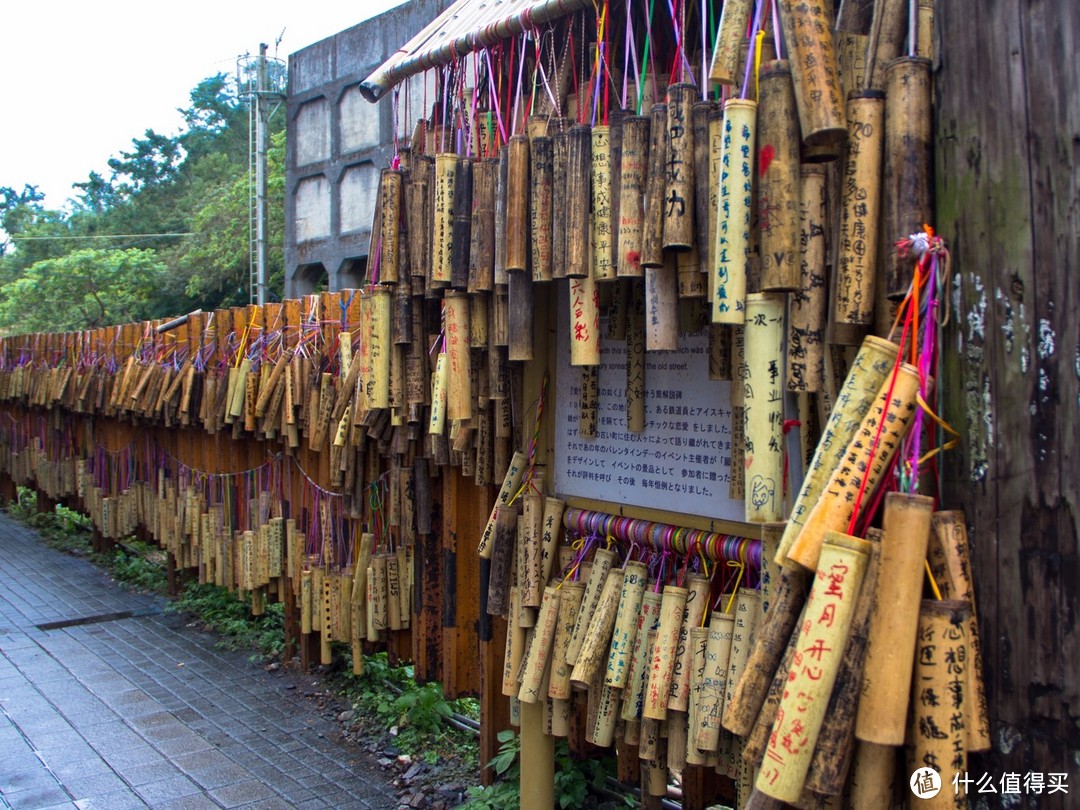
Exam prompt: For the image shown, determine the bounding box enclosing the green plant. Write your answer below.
[459,729,521,809]
[553,740,610,810]
[169,582,285,658]
[4,488,95,555]
[109,540,168,593]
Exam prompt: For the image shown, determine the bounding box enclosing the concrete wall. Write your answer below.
[284,0,447,297]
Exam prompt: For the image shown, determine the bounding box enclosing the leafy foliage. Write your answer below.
[170,582,285,658]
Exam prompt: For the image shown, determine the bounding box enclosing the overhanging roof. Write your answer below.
[360,0,592,102]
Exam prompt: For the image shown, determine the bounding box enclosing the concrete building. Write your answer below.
[284,0,446,297]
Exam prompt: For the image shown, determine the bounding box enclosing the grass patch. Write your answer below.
[169,582,285,658]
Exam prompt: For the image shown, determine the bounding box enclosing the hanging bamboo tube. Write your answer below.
[686,625,711,766]
[432,154,458,285]
[849,741,898,809]
[917,0,935,60]
[518,585,562,703]
[505,134,530,273]
[359,286,391,410]
[568,275,600,366]
[407,156,432,283]
[566,125,592,278]
[834,91,886,344]
[618,115,650,277]
[508,271,534,362]
[486,503,520,617]
[570,567,626,689]
[722,588,761,731]
[743,292,786,521]
[605,561,649,688]
[428,352,447,435]
[865,0,909,91]
[551,123,569,279]
[621,589,664,722]
[519,492,544,609]
[378,169,402,284]
[548,581,585,700]
[707,104,724,294]
[626,280,646,432]
[712,99,757,324]
[785,361,923,571]
[694,610,735,754]
[787,164,827,391]
[494,145,509,285]
[502,585,527,695]
[565,547,617,666]
[677,247,706,297]
[530,135,554,282]
[476,450,527,558]
[836,31,870,98]
[450,158,472,289]
[909,599,970,808]
[755,532,872,804]
[538,497,566,585]
[710,0,755,85]
[856,491,935,745]
[645,254,679,351]
[662,84,696,252]
[641,103,668,269]
[693,101,715,273]
[643,584,688,721]
[592,682,622,748]
[777,0,847,147]
[669,573,710,712]
[883,56,933,300]
[929,511,990,751]
[469,158,496,291]
[443,291,472,422]
[370,554,389,634]
[757,62,801,292]
[591,125,616,280]
[667,710,690,771]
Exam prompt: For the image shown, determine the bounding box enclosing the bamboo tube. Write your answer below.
[626,280,646,432]
[568,275,600,366]
[723,588,761,731]
[743,293,785,522]
[361,286,392,410]
[486,504,520,617]
[777,0,847,147]
[476,450,527,558]
[592,683,622,748]
[551,123,569,279]
[639,672,661,761]
[909,599,970,808]
[929,511,990,751]
[530,136,554,282]
[677,246,706,298]
[856,491,935,745]
[386,553,402,630]
[551,696,571,738]
[494,146,509,285]
[641,103,668,269]
[469,293,488,348]
[667,710,690,771]
[917,0,934,60]
[407,156,431,282]
[370,554,389,633]
[571,568,626,690]
[707,105,724,293]
[785,361,922,571]
[508,270,534,361]
[519,585,562,703]
[836,31,869,98]
[548,581,585,700]
[566,125,592,278]
[669,573,710,712]
[693,101,714,273]
[428,352,448,435]
[686,625,711,765]
[300,569,313,634]
[710,0,755,85]
[662,84,696,252]
[865,0,908,90]
[712,99,757,324]
[450,158,472,290]
[443,292,472,421]
[378,168,402,284]
[694,610,736,753]
[643,585,689,721]
[834,91,886,344]
[883,57,933,300]
[591,125,616,280]
[617,115,650,277]
[755,532,871,803]
[644,735,668,797]
[849,741,898,809]
[788,165,827,391]
[605,561,649,688]
[566,547,617,666]
[645,254,679,351]
[538,497,565,585]
[469,158,496,291]
[432,154,458,285]
[621,590,664,722]
[502,586,527,695]
[757,62,801,292]
[506,135,530,273]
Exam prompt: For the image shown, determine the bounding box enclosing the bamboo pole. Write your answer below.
[712,99,757,324]
[757,61,801,292]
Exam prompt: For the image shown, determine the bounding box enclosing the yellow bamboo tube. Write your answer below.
[849,741,898,809]
[605,561,649,688]
[360,286,391,410]
[432,153,457,284]
[370,554,389,634]
[694,610,735,753]
[591,125,615,280]
[521,492,544,608]
[551,696,571,737]
[643,585,689,721]
[569,275,600,366]
[502,586,526,696]
[352,533,373,641]
[300,569,313,635]
[777,0,847,147]
[443,291,472,422]
[707,105,723,287]
[909,599,970,807]
[538,497,565,585]
[755,532,872,803]
[519,700,554,810]
[785,361,923,571]
[476,450,526,559]
[621,590,664,722]
[592,683,622,748]
[777,336,899,563]
[833,92,886,344]
[427,352,448,436]
[722,588,761,729]
[757,61,801,292]
[788,165,827,391]
[855,491,935,745]
[618,115,650,278]
[505,134,529,273]
[548,581,585,700]
[645,254,679,351]
[710,0,755,85]
[378,168,402,284]
[571,568,626,690]
[686,626,711,766]
[712,99,757,325]
[743,293,786,522]
[519,585,562,703]
[667,710,690,771]
[669,573,710,711]
[663,83,696,252]
[566,547,617,666]
[227,359,250,421]
[917,0,935,60]
[929,511,990,751]
[836,31,869,99]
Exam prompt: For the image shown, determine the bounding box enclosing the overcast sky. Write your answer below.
[1,0,405,210]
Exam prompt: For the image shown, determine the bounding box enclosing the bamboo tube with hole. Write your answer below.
[548,581,585,700]
[519,585,561,703]
[669,573,710,711]
[757,61,801,292]
[643,585,689,721]
[777,0,847,147]
[443,292,471,421]
[883,57,933,300]
[743,293,786,522]
[568,275,600,366]
[695,610,736,753]
[755,532,871,803]
[785,361,923,571]
[929,511,990,751]
[621,590,664,722]
[605,561,649,688]
[566,125,592,278]
[627,280,646,431]
[530,135,553,282]
[788,165,827,391]
[855,491,935,745]
[710,0,755,85]
[591,125,615,280]
[641,103,669,269]
[570,566,626,689]
[645,254,679,351]
[833,91,886,344]
[469,158,496,291]
[450,158,472,290]
[493,145,509,285]
[506,135,529,273]
[379,168,402,284]
[712,99,757,324]
[618,115,650,277]
[663,84,696,252]
[432,154,457,285]
[566,547,617,666]
[475,450,526,558]
[502,585,527,696]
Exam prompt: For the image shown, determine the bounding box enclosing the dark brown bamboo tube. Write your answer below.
[626,280,646,432]
[450,157,472,290]
[617,115,650,278]
[548,581,585,700]
[645,254,679,351]
[378,168,402,284]
[757,61,801,292]
[788,164,827,391]
[469,293,488,348]
[432,154,458,285]
[662,84,696,252]
[591,125,615,280]
[551,122,569,278]
[565,125,592,278]
[641,103,669,269]
[856,492,935,745]
[710,0,755,85]
[508,271,534,362]
[692,101,714,273]
[505,135,530,273]
[468,158,496,292]
[570,568,626,690]
[883,57,933,300]
[530,135,554,281]
[492,287,509,348]
[393,281,413,346]
[407,157,431,282]
[494,145,509,285]
[865,0,908,91]
[677,247,706,297]
[777,0,847,147]
[486,503,520,617]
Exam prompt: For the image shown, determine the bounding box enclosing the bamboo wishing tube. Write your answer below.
[450,158,473,289]
[643,585,689,721]
[508,270,534,362]
[723,588,761,729]
[428,352,447,435]
[883,57,933,300]
[494,145,509,285]
[834,91,886,344]
[641,103,669,269]
[530,135,553,282]
[617,115,650,277]
[570,568,626,690]
[662,83,696,252]
[849,741,898,809]
[693,101,714,271]
[487,505,519,617]
[502,586,527,696]
[519,493,545,609]
[551,124,569,279]
[538,497,566,585]
[707,104,723,292]
[757,62,801,292]
[443,292,471,422]
[909,599,970,807]
[777,335,899,564]
[694,611,735,753]
[378,169,402,284]
[645,255,679,351]
[929,511,990,751]
[359,286,391,410]
[432,154,458,285]
[755,532,872,804]
[548,581,585,700]
[777,0,847,147]
[784,360,921,572]
[605,560,649,688]
[621,590,664,722]
[476,450,526,558]
[917,0,935,60]
[712,99,757,325]
[865,0,909,90]
[566,547,617,666]
[591,125,615,280]
[856,491,934,745]
[519,585,561,703]
[568,275,600,366]
[788,165,827,391]
[566,125,592,278]
[669,573,710,712]
[710,0,755,85]
[506,134,529,273]
[469,158,496,291]
[743,293,785,522]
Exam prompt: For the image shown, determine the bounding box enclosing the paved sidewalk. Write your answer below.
[0,513,397,810]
